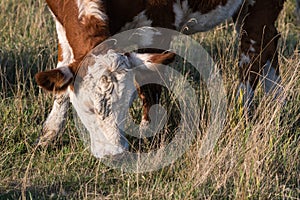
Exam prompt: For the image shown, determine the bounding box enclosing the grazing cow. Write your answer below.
[36,0,286,157]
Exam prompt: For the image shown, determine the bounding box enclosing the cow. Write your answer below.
[35,0,286,157]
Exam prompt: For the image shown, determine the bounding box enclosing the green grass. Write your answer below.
[1,0,299,199]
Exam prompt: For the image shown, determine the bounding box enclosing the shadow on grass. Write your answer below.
[0,46,55,98]
[0,184,75,200]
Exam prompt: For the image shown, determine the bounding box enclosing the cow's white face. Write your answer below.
[70,51,135,158]
[71,50,175,158]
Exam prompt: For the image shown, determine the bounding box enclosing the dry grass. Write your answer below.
[0,0,299,199]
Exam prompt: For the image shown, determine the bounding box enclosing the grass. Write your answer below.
[0,0,299,199]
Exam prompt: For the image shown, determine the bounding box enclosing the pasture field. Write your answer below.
[0,0,299,199]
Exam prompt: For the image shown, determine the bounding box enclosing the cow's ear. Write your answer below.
[35,67,73,93]
[126,52,175,71]
[147,52,176,65]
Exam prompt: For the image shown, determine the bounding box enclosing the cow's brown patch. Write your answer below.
[46,0,109,75]
[148,52,176,65]
[188,0,228,14]
[147,0,169,6]
[105,0,145,34]
[145,0,175,28]
[57,43,63,63]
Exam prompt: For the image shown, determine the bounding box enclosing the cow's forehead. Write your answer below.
[86,51,131,77]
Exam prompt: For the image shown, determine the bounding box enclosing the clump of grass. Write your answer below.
[0,0,299,199]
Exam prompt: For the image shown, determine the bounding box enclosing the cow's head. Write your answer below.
[35,50,175,158]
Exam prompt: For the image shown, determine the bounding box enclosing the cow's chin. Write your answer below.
[89,115,129,159]
[89,127,128,159]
